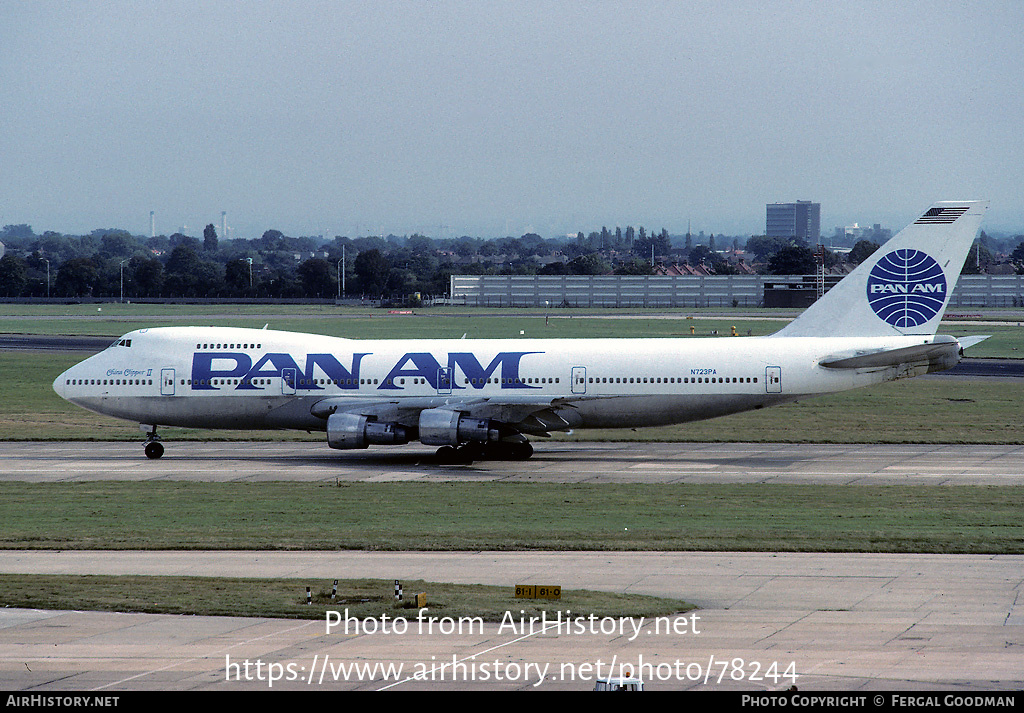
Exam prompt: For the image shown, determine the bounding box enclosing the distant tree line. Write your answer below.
[0,222,1021,301]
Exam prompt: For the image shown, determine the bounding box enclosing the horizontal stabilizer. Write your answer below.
[820,336,959,370]
[957,335,990,350]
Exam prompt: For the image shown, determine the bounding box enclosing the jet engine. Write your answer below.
[326,412,412,450]
[417,408,500,446]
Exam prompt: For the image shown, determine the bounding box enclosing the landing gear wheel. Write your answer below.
[458,442,487,461]
[508,441,534,460]
[474,442,534,460]
[435,445,474,464]
[434,441,534,462]
[142,425,163,459]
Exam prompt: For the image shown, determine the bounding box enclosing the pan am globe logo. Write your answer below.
[866,249,947,328]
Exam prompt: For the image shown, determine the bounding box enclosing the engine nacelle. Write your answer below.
[327,412,411,450]
[418,408,500,446]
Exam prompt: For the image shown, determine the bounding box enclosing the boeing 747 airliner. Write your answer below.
[53,201,988,461]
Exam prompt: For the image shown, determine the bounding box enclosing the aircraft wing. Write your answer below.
[309,394,589,434]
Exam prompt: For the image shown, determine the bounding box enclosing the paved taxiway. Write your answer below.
[2,550,1022,692]
[1,441,1022,691]
[2,440,1024,485]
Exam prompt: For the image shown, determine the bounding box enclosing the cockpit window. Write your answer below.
[109,338,133,348]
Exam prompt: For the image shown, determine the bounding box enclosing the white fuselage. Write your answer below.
[53,326,947,434]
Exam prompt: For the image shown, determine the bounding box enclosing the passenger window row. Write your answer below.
[588,376,758,384]
[196,343,262,350]
[67,374,756,390]
[66,379,153,386]
[182,377,382,386]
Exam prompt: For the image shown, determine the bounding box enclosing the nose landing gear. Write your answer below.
[142,426,164,459]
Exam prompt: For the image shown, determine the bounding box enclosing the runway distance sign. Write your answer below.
[515,585,561,600]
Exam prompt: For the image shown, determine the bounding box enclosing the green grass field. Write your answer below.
[0,574,689,621]
[1,303,1021,358]
[1,481,1020,554]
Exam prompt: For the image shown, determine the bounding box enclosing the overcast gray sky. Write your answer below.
[3,1,1022,240]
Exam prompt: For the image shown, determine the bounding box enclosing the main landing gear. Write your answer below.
[434,440,534,464]
[142,426,164,459]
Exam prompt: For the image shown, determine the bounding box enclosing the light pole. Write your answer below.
[246,257,253,291]
[119,259,129,302]
[43,258,50,299]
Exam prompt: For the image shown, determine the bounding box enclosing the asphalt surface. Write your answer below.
[0,441,1022,691]
[1,550,1021,692]
[2,440,1024,484]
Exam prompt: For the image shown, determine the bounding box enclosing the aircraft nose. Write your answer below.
[53,368,70,400]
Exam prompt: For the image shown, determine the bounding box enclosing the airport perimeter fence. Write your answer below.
[5,275,1020,309]
[449,274,1024,309]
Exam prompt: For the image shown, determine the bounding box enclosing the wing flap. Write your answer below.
[310,394,588,431]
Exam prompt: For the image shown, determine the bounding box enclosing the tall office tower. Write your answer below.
[766,201,821,241]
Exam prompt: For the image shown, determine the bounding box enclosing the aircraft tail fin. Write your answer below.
[772,201,988,338]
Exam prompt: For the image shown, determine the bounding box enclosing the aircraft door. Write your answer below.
[160,368,175,396]
[766,366,782,393]
[436,367,453,395]
[281,368,297,395]
[571,366,587,395]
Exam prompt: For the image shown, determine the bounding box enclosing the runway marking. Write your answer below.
[90,617,321,691]
[630,462,718,469]
[364,472,426,482]
[375,618,564,691]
